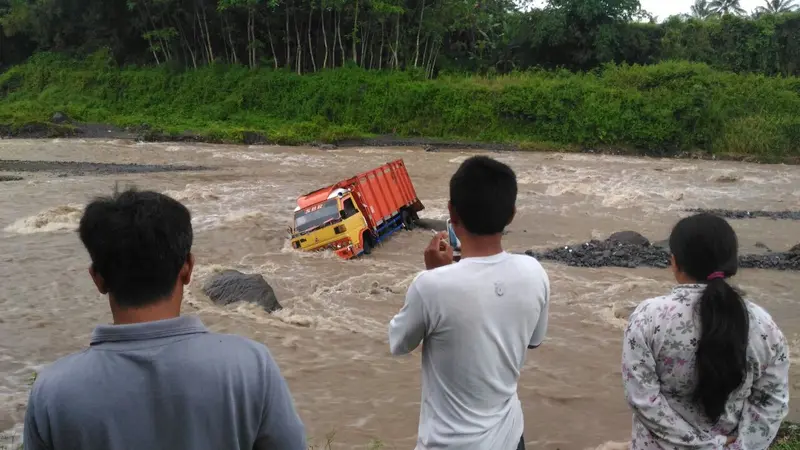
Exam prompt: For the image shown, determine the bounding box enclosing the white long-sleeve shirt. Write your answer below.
[388,252,550,450]
[622,284,790,450]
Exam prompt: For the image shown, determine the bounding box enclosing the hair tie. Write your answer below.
[707,271,725,281]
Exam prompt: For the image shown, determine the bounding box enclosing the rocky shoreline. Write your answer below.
[525,232,800,271]
[412,222,800,272]
[0,159,208,181]
[2,115,797,164]
[686,208,800,221]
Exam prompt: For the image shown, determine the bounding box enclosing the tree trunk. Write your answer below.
[332,10,339,67]
[308,7,317,71]
[225,16,238,65]
[351,0,360,64]
[266,17,278,68]
[295,12,303,74]
[321,2,329,69]
[413,0,425,67]
[393,14,400,69]
[249,8,256,68]
[337,10,345,66]
[420,36,429,71]
[361,23,369,68]
[426,40,439,79]
[201,7,214,63]
[285,4,292,69]
[378,21,384,70]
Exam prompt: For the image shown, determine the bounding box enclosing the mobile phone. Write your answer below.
[446,219,461,251]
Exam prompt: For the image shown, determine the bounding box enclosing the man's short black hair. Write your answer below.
[78,187,193,308]
[449,155,517,235]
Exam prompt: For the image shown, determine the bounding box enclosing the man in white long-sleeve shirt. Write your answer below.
[388,156,550,450]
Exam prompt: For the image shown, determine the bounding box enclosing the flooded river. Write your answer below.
[1,139,798,449]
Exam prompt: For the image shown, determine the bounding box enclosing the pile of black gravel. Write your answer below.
[526,234,800,272]
[686,208,800,221]
[526,240,671,269]
[739,253,800,271]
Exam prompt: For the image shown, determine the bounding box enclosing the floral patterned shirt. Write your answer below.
[622,284,790,450]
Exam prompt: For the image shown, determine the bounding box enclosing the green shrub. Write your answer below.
[1,54,798,158]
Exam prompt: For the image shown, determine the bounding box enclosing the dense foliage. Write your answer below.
[0,0,799,76]
[2,53,797,159]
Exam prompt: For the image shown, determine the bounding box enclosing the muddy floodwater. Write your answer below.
[1,139,799,449]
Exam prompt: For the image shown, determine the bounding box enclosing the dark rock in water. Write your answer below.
[607,231,650,247]
[753,242,772,253]
[203,270,282,313]
[423,145,440,153]
[51,112,68,124]
[652,239,670,252]
[311,142,338,150]
[241,131,267,145]
[0,175,23,182]
[686,208,800,221]
[415,218,447,231]
[789,244,800,254]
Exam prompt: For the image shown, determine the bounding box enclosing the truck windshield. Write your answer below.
[294,199,340,233]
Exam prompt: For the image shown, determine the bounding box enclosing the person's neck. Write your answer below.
[459,234,505,259]
[110,296,181,325]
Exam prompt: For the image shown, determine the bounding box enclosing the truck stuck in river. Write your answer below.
[289,159,425,259]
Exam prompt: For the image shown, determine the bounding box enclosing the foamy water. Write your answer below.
[1,139,799,449]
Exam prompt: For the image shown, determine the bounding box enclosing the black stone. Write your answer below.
[607,231,650,246]
[202,270,282,313]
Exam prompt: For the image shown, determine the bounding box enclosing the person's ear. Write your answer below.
[180,253,195,286]
[447,202,460,227]
[89,265,108,295]
[670,255,679,276]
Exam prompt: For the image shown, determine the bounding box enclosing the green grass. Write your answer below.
[1,52,799,161]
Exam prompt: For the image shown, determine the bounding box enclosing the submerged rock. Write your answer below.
[423,144,440,153]
[607,231,650,247]
[202,270,282,313]
[414,218,447,231]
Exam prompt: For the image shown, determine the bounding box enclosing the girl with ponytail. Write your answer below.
[622,213,790,450]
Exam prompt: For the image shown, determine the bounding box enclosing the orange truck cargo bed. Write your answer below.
[290,159,424,258]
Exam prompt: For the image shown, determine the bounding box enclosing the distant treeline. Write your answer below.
[1,0,799,76]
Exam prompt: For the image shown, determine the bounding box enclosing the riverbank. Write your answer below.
[1,53,799,164]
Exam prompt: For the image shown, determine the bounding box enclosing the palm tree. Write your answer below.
[691,0,714,18]
[709,0,747,15]
[754,0,798,14]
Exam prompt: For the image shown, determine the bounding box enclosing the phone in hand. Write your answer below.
[446,219,461,256]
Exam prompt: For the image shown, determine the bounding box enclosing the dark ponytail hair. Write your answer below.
[669,213,749,423]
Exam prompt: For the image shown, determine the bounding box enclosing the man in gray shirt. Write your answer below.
[24,188,307,450]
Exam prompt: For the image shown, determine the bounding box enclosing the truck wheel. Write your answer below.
[362,235,373,256]
[402,210,416,231]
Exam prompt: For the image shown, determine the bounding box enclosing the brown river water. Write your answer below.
[0,139,799,449]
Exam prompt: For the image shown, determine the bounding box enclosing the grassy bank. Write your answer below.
[1,52,799,162]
